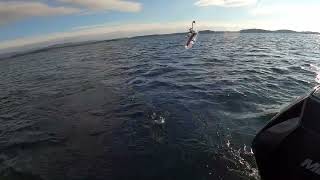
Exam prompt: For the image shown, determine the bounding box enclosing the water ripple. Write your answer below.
[0,33,319,180]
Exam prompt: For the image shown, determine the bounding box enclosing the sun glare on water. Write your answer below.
[310,64,320,84]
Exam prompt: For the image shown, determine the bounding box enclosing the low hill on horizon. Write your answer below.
[1,28,319,59]
[199,29,319,34]
[239,28,320,34]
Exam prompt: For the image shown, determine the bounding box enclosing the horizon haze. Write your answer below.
[1,0,320,54]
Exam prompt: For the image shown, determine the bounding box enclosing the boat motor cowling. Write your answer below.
[253,86,320,180]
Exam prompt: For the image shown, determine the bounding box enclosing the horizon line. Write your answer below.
[1,28,319,58]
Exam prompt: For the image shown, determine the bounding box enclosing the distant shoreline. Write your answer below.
[1,28,319,59]
[200,29,320,34]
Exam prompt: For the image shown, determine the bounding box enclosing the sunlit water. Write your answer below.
[1,33,320,180]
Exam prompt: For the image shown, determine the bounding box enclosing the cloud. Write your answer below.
[250,4,320,32]
[0,1,80,24]
[0,0,142,25]
[58,0,142,12]
[251,4,320,16]
[195,0,257,7]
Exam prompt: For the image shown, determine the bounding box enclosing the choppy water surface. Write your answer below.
[1,33,320,180]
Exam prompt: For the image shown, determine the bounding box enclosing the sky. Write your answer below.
[1,0,320,54]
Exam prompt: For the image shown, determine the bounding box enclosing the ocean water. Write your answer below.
[1,32,320,180]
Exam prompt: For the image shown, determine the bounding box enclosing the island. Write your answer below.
[198,29,320,34]
[1,28,319,59]
[239,28,319,34]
